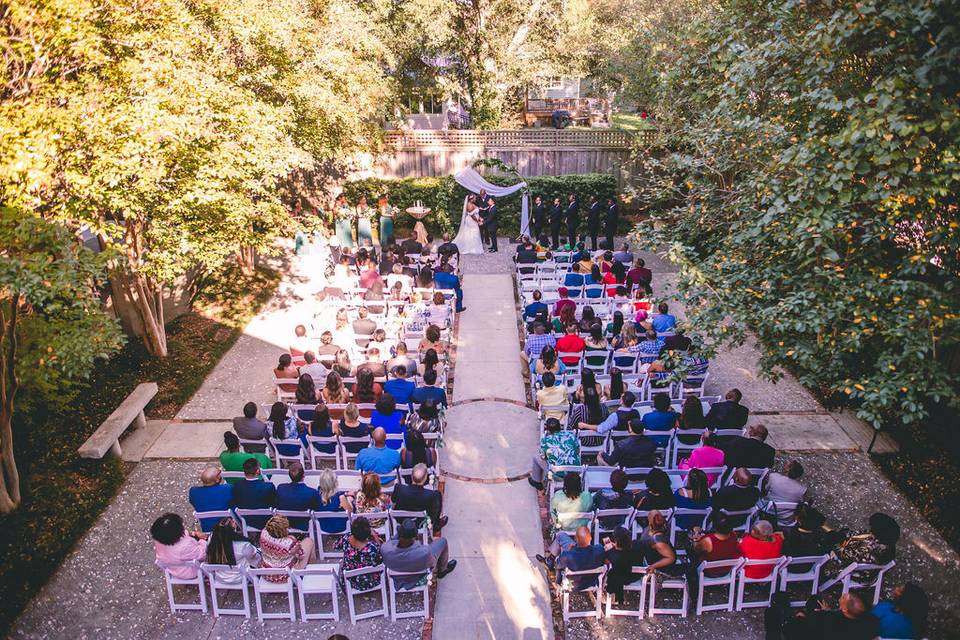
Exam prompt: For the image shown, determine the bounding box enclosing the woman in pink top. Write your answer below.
[151,513,208,579]
[679,431,725,485]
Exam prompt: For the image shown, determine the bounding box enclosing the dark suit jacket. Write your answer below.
[438,241,459,258]
[484,204,498,228]
[606,203,619,224]
[704,400,750,429]
[400,239,423,255]
[588,201,602,224]
[391,482,442,522]
[602,435,657,468]
[565,200,580,224]
[720,436,775,468]
[533,203,547,227]
[713,484,761,512]
[231,478,276,529]
[550,204,564,224]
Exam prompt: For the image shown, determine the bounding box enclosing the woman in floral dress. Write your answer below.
[335,516,383,590]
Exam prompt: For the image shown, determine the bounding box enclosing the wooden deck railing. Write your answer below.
[383,128,652,149]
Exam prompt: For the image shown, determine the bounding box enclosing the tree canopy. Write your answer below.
[631,0,960,428]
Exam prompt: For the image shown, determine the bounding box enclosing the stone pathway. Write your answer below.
[432,271,554,640]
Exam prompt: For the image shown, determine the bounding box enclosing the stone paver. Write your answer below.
[442,402,539,479]
[143,421,230,459]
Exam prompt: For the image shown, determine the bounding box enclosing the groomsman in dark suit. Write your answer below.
[532,195,547,241]
[483,197,499,252]
[550,197,564,249]
[587,195,603,250]
[605,197,619,250]
[565,193,580,246]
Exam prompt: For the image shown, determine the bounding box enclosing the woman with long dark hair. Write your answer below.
[295,373,319,405]
[322,370,351,405]
[308,402,336,454]
[419,348,440,376]
[352,366,382,404]
[606,367,624,401]
[552,303,577,334]
[604,525,643,605]
[606,310,624,340]
[578,305,597,333]
[400,427,437,469]
[532,344,565,379]
[269,401,304,458]
[205,517,260,584]
[673,468,713,530]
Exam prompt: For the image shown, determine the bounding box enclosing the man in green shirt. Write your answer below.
[219,432,273,484]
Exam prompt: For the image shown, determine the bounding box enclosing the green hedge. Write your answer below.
[341,173,621,238]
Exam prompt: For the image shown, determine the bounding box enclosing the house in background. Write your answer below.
[523,75,611,128]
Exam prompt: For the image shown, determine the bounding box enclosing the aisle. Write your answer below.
[432,272,554,640]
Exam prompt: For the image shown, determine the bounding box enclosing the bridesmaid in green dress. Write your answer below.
[356,196,373,246]
[378,194,395,250]
[334,195,354,248]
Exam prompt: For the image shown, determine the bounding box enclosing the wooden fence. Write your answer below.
[368,129,652,189]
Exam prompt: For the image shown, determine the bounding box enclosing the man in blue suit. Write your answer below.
[434,269,465,312]
[275,462,318,531]
[188,466,234,532]
[231,457,276,530]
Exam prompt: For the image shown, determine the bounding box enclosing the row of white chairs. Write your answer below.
[158,560,431,624]
[560,556,896,620]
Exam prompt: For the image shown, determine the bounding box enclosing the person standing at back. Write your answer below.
[605,197,620,250]
[565,193,580,247]
[550,197,564,249]
[587,195,602,250]
[531,195,546,240]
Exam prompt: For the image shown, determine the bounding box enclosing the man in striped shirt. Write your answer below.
[521,322,557,370]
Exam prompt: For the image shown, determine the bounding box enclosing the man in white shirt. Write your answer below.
[759,459,809,527]
[299,351,328,387]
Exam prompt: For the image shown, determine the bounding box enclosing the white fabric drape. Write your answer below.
[454,167,530,237]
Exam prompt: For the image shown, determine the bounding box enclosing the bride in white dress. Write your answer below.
[453,194,485,255]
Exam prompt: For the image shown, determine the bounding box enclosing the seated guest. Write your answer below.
[584,266,606,299]
[661,326,692,353]
[577,391,640,438]
[642,392,679,447]
[359,346,387,378]
[362,277,386,313]
[833,512,900,566]
[592,469,634,530]
[335,517,383,591]
[563,263,586,294]
[299,351,328,386]
[392,463,447,532]
[673,468,713,530]
[605,310,625,340]
[400,428,438,468]
[321,370,352,405]
[386,262,413,293]
[568,369,608,430]
[651,302,677,333]
[739,520,784,578]
[419,348,441,377]
[613,243,634,264]
[306,403,336,455]
[418,324,446,356]
[267,401,305,458]
[583,325,609,365]
[783,504,828,557]
[273,353,299,392]
[626,258,652,290]
[433,269,465,313]
[678,395,706,432]
[276,462,319,530]
[295,373,320,405]
[871,583,928,640]
[553,287,576,316]
[260,514,315,578]
[577,305,598,334]
[437,232,459,260]
[205,517,260,584]
[387,342,419,376]
[768,592,880,640]
[529,417,580,491]
[370,393,404,449]
[384,365,416,406]
[352,306,377,347]
[599,418,657,468]
[232,402,269,453]
[523,290,549,324]
[634,468,677,511]
[556,323,586,366]
[335,402,370,448]
[353,472,391,529]
[603,526,643,605]
[760,460,809,527]
[679,431,725,485]
[231,457,277,530]
[400,231,423,256]
[426,291,451,326]
[315,468,352,535]
[536,372,568,421]
[416,266,435,290]
[356,427,401,483]
[331,349,354,378]
[521,321,556,368]
[550,472,593,533]
[546,526,605,591]
[189,466,234,532]
[720,423,775,468]
[352,366,383,405]
[151,512,207,579]
[316,330,341,360]
[531,345,566,380]
[712,467,761,524]
[636,328,664,357]
[705,388,750,428]
[610,319,636,351]
[691,513,742,576]
[411,369,448,407]
[219,431,272,483]
[382,518,458,590]
[636,510,685,576]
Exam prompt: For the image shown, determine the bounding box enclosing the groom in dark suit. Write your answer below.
[482,197,499,252]
[476,190,489,246]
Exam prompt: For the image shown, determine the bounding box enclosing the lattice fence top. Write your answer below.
[384,129,652,149]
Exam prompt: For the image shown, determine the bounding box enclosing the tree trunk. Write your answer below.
[0,294,22,514]
[108,224,170,357]
[237,246,256,275]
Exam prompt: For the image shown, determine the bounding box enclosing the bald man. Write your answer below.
[355,427,401,484]
[188,466,233,532]
[554,526,605,591]
[392,463,447,532]
[713,467,761,517]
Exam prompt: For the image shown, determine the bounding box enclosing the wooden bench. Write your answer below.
[78,382,158,459]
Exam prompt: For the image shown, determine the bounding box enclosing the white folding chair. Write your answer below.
[272,438,307,468]
[238,437,273,456]
[778,554,830,607]
[695,558,744,614]
[235,508,275,538]
[818,560,896,605]
[272,378,297,402]
[546,465,585,501]
[648,572,689,617]
[557,351,582,375]
[293,565,340,621]
[201,563,251,618]
[351,509,390,538]
[560,566,607,620]
[736,557,789,609]
[669,507,713,552]
[247,567,296,620]
[669,429,704,468]
[342,564,389,623]
[575,430,606,464]
[556,512,596,536]
[306,435,341,470]
[387,568,432,621]
[388,509,432,545]
[312,511,352,560]
[718,507,759,534]
[604,569,649,618]
[593,507,635,542]
[273,509,313,541]
[156,560,207,613]
[193,509,237,534]
[338,436,371,469]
